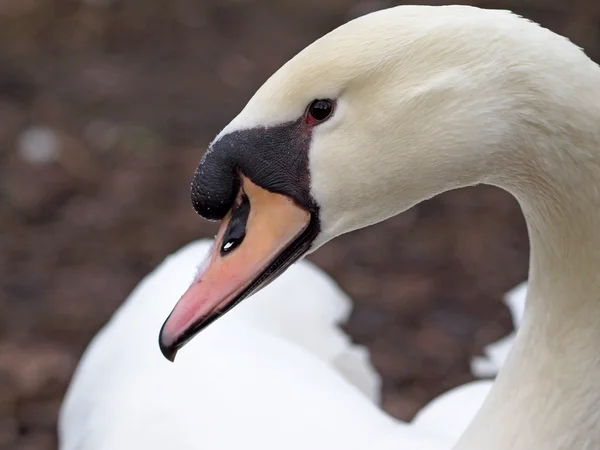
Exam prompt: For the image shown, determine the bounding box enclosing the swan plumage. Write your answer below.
[63,3,600,449]
[412,381,493,443]
[170,6,600,448]
[60,239,383,449]
[59,239,519,450]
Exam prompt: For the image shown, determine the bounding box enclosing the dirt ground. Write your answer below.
[1,1,594,449]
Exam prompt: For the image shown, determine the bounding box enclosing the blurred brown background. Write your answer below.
[3,0,597,448]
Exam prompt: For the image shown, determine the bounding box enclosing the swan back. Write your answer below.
[59,240,384,449]
[62,320,450,450]
[60,240,527,450]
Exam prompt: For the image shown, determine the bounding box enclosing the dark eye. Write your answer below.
[306,99,334,125]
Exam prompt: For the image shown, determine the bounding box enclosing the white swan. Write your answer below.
[60,239,489,450]
[151,5,600,449]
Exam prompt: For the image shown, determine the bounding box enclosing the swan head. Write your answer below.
[159,5,588,360]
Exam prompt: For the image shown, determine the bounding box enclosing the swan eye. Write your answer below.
[306,99,334,125]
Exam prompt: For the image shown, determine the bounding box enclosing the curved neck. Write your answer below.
[455,97,600,449]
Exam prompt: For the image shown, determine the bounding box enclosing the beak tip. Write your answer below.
[159,338,178,362]
[158,320,178,362]
[164,349,177,362]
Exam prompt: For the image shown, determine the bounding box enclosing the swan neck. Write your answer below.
[498,79,600,307]
[456,128,600,449]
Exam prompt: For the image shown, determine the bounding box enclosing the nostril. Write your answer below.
[220,194,250,256]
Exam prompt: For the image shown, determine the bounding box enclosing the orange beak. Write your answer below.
[159,176,314,361]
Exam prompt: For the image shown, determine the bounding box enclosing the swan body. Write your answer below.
[168,6,600,449]
[60,239,499,450]
[58,240,373,448]
[65,4,600,449]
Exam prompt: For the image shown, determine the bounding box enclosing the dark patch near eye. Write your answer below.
[190,116,316,221]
